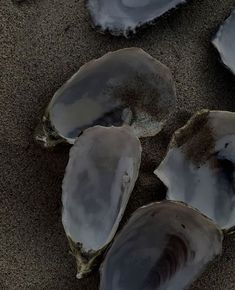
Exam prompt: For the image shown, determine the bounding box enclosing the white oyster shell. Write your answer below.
[100,201,223,290]
[86,0,187,37]
[212,10,235,75]
[155,110,235,230]
[35,48,176,147]
[62,125,142,278]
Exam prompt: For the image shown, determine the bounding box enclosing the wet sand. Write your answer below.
[1,0,235,289]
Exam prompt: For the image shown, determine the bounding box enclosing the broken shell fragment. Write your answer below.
[86,0,187,37]
[100,201,223,290]
[35,48,176,148]
[155,110,235,230]
[62,125,142,278]
[212,10,235,75]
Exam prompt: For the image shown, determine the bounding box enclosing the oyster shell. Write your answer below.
[86,0,187,37]
[155,110,235,230]
[212,10,235,75]
[35,48,176,148]
[62,125,142,278]
[100,201,223,290]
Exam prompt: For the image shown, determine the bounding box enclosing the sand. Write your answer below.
[1,0,235,289]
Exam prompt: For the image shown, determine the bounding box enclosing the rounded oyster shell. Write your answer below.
[212,10,235,75]
[100,201,223,290]
[155,110,235,230]
[62,125,142,278]
[35,48,176,148]
[86,0,187,37]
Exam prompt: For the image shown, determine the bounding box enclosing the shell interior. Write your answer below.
[100,201,223,290]
[35,48,176,147]
[155,110,235,230]
[86,0,187,37]
[62,125,142,277]
[212,10,235,75]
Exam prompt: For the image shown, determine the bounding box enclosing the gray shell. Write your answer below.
[62,125,142,278]
[100,201,223,290]
[212,10,235,75]
[35,48,176,148]
[86,0,187,37]
[155,110,235,230]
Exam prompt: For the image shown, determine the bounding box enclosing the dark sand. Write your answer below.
[1,0,235,289]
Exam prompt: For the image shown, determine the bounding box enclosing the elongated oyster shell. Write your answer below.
[35,48,176,148]
[100,201,223,290]
[86,0,187,37]
[155,110,235,230]
[62,125,142,278]
[212,10,235,75]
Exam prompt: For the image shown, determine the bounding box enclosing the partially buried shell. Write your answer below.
[35,48,176,148]
[62,125,142,278]
[212,9,235,75]
[86,0,187,37]
[155,110,235,230]
[100,200,223,290]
